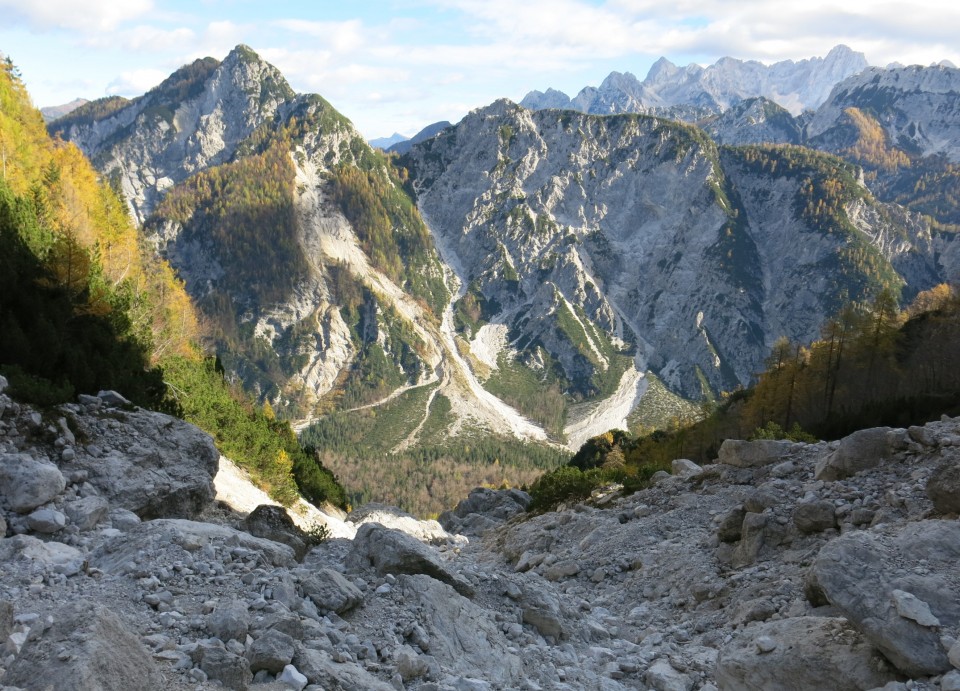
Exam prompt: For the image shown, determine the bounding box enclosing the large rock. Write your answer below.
[199,645,253,690]
[0,534,86,576]
[91,519,296,573]
[814,427,894,481]
[293,648,396,690]
[0,453,66,513]
[391,575,523,684]
[518,586,567,640]
[63,495,110,531]
[715,617,899,690]
[246,629,295,674]
[208,599,251,642]
[345,522,473,596]
[242,504,310,560]
[927,451,960,514]
[2,602,164,690]
[793,500,837,534]
[716,506,746,543]
[809,520,960,675]
[439,487,531,536]
[717,439,792,468]
[298,567,364,614]
[68,408,218,519]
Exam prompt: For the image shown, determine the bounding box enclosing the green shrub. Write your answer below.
[749,421,818,443]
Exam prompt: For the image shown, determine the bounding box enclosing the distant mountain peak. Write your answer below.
[521,45,869,118]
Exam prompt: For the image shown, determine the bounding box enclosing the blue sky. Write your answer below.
[1,0,957,139]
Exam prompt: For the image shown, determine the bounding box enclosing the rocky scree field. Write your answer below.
[0,372,959,690]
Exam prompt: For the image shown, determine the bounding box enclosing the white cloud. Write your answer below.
[271,19,370,53]
[0,0,153,33]
[84,25,195,51]
[105,68,168,97]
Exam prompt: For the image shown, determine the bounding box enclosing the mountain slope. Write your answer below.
[51,47,572,514]
[51,46,959,515]
[404,101,946,412]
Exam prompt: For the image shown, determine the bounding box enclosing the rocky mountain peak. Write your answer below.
[807,63,960,162]
[644,56,681,82]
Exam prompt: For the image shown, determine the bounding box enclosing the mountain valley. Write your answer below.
[41,44,960,513]
[1,33,960,691]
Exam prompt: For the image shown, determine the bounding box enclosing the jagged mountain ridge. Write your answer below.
[701,63,960,237]
[521,45,868,118]
[808,64,960,162]
[404,100,950,404]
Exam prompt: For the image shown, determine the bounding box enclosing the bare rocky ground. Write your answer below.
[1,371,959,691]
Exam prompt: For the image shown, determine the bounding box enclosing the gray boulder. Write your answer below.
[439,487,531,536]
[26,508,67,533]
[815,427,894,481]
[293,648,396,690]
[0,534,85,576]
[68,408,218,519]
[716,506,746,543]
[64,495,110,531]
[715,617,899,690]
[2,602,164,690]
[247,629,295,674]
[391,575,523,684]
[200,645,253,690]
[793,501,837,534]
[299,567,364,614]
[518,585,567,640]
[345,522,473,596]
[0,453,66,513]
[671,458,704,477]
[96,390,131,406]
[242,504,309,560]
[208,599,251,642]
[809,520,960,675]
[91,519,296,573]
[717,439,792,468]
[927,451,960,514]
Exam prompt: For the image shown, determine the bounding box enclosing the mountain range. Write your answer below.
[521,45,869,117]
[47,44,960,512]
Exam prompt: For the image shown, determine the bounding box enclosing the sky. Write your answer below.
[1,0,958,140]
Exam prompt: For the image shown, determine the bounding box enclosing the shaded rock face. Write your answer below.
[45,404,219,520]
[927,450,960,514]
[345,522,473,596]
[438,487,531,536]
[407,100,939,400]
[715,616,899,691]
[2,601,164,690]
[809,520,960,676]
[808,64,960,163]
[242,504,310,560]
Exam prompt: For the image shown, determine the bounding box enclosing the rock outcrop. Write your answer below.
[2,384,960,689]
